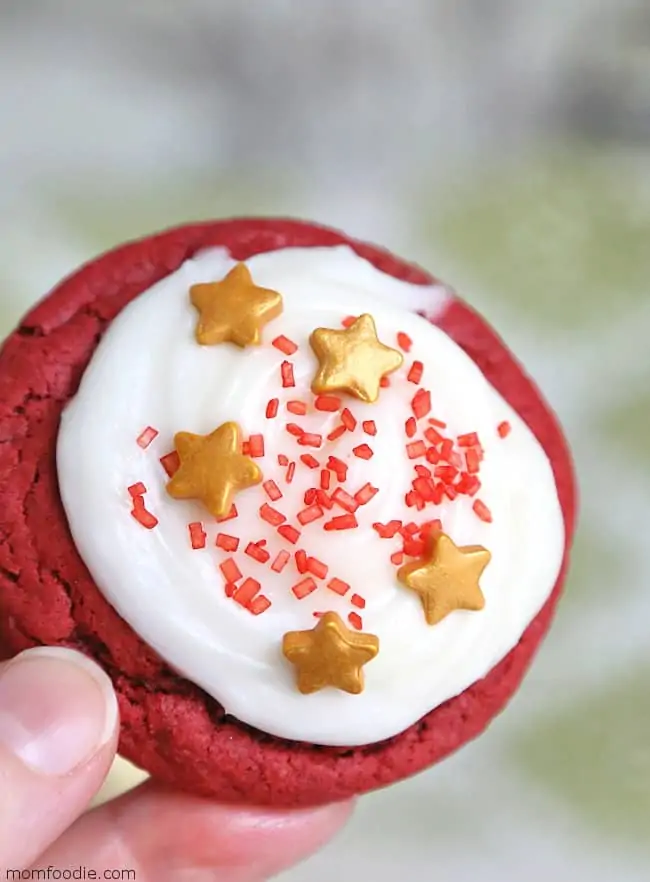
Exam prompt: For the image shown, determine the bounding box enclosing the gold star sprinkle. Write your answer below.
[397,532,491,626]
[309,314,403,403]
[282,611,379,695]
[166,421,262,518]
[190,263,283,347]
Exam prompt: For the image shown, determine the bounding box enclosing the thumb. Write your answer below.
[0,647,119,870]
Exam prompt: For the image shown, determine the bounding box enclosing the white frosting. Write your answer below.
[57,245,564,746]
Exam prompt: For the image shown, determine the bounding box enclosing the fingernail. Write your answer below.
[0,647,118,776]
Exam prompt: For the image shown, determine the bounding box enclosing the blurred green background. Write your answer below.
[1,2,648,880]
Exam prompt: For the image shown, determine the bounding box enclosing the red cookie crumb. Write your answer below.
[0,217,576,809]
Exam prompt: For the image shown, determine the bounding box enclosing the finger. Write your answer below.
[0,647,119,869]
[37,779,354,882]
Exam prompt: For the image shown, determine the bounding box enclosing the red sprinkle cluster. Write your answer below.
[127,481,158,529]
[369,357,499,560]
[207,335,389,627]
[129,319,513,626]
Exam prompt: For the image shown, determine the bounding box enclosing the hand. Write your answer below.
[0,647,352,880]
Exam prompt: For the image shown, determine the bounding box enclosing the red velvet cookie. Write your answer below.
[0,218,576,806]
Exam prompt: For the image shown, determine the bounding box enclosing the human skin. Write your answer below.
[0,646,352,880]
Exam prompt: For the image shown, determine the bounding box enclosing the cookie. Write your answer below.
[0,218,576,806]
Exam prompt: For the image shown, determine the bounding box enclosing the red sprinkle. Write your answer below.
[136,426,158,449]
[406,440,427,459]
[405,417,417,438]
[320,469,331,490]
[216,533,239,552]
[407,361,424,384]
[246,542,271,563]
[458,432,480,448]
[263,480,282,501]
[285,423,304,437]
[411,388,432,419]
[216,504,238,523]
[324,514,358,531]
[443,483,457,501]
[440,440,455,463]
[277,453,289,466]
[259,504,286,526]
[297,504,324,525]
[403,538,425,557]
[373,520,402,538]
[278,523,301,544]
[299,453,320,469]
[249,595,272,615]
[419,519,442,538]
[355,483,378,505]
[424,426,444,446]
[380,377,391,388]
[397,331,412,352]
[287,400,308,415]
[353,444,374,460]
[130,497,158,529]
[307,557,328,579]
[428,417,447,429]
[159,451,180,477]
[351,594,366,609]
[434,464,458,482]
[472,499,493,523]
[413,477,435,501]
[304,488,319,505]
[241,441,251,456]
[128,482,147,498]
[498,421,512,438]
[285,462,296,484]
[342,315,357,328]
[341,408,357,432]
[295,550,309,574]
[220,558,242,584]
[348,612,363,631]
[265,398,279,419]
[327,424,347,442]
[248,434,265,458]
[332,488,359,513]
[390,551,404,566]
[272,335,298,355]
[233,577,261,606]
[280,361,295,388]
[292,577,318,600]
[465,449,481,474]
[327,456,348,481]
[224,582,237,598]
[314,394,341,412]
[328,577,350,596]
[297,433,323,449]
[188,522,206,549]
[271,550,291,572]
[362,420,377,436]
[426,447,440,465]
[459,474,481,496]
[405,490,424,509]
[317,490,334,510]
